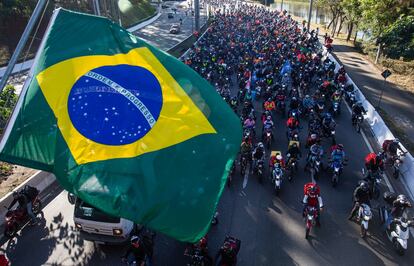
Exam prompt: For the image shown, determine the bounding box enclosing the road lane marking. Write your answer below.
[242,166,250,189]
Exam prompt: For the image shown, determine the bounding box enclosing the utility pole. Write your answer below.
[0,0,48,93]
[307,0,313,32]
[194,0,200,31]
[280,0,284,11]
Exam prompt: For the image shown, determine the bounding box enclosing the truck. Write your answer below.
[68,192,138,245]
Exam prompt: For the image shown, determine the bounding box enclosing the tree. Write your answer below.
[378,15,414,59]
[0,85,18,133]
[341,0,362,42]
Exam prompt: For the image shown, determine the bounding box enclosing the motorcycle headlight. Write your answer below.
[334,167,340,172]
[395,159,400,164]
[363,215,371,221]
[308,215,314,220]
[267,132,271,136]
[331,130,335,135]
[316,161,320,166]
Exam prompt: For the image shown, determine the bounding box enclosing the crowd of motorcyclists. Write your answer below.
[182,0,413,258]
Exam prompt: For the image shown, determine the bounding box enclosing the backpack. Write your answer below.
[23,185,38,201]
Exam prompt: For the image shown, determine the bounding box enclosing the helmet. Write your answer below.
[12,191,19,199]
[394,138,400,143]
[258,142,264,148]
[292,97,297,101]
[359,181,369,192]
[267,116,271,120]
[337,144,344,150]
[243,136,249,141]
[396,194,408,204]
[276,154,282,160]
[130,235,140,244]
[292,142,297,148]
[308,184,317,196]
[267,98,272,102]
[305,94,310,99]
[310,134,317,140]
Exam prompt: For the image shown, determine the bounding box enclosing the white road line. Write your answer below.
[242,166,250,189]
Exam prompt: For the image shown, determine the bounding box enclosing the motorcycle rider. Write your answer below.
[243,115,256,132]
[351,102,366,125]
[330,143,345,165]
[386,194,412,230]
[8,190,36,224]
[122,235,150,266]
[364,152,384,175]
[252,142,265,172]
[348,181,371,220]
[240,136,253,166]
[331,90,341,102]
[269,153,285,172]
[286,141,301,165]
[303,182,324,226]
[302,95,314,112]
[289,97,300,113]
[382,138,404,157]
[306,133,320,148]
[230,96,238,111]
[321,113,336,136]
[307,141,323,166]
[264,97,276,112]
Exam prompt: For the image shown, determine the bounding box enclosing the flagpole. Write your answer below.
[0,0,48,93]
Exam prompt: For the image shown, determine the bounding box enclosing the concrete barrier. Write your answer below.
[326,52,414,198]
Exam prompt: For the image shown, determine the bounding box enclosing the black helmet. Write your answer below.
[396,194,408,204]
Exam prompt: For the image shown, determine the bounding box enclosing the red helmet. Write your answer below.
[307,184,318,197]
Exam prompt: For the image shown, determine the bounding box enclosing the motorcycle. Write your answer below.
[391,153,405,179]
[354,114,364,133]
[255,159,264,183]
[316,101,325,114]
[287,128,299,142]
[330,160,343,187]
[286,154,298,182]
[357,203,372,238]
[4,189,42,238]
[216,236,241,266]
[323,126,336,145]
[307,155,322,181]
[331,100,340,117]
[272,164,283,195]
[362,168,381,200]
[304,206,319,239]
[380,193,413,256]
[263,128,273,149]
[240,155,248,177]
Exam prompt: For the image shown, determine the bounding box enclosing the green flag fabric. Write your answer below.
[0,8,241,242]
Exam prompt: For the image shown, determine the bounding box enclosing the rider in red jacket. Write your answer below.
[303,183,324,225]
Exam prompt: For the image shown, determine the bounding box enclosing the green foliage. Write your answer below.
[379,15,414,60]
[0,85,18,134]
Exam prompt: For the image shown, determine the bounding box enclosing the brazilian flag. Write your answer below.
[0,9,241,242]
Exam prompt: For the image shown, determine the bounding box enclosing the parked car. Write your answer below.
[167,12,174,19]
[169,24,180,34]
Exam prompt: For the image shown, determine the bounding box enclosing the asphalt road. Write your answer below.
[134,0,208,51]
[3,68,414,265]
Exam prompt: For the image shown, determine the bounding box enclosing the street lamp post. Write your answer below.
[194,0,200,31]
[307,0,313,32]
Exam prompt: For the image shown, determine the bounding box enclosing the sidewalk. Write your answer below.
[332,43,414,153]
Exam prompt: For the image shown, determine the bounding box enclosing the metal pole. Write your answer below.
[194,0,200,31]
[377,78,386,108]
[0,0,48,93]
[307,0,313,32]
[94,0,101,16]
[280,0,284,11]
